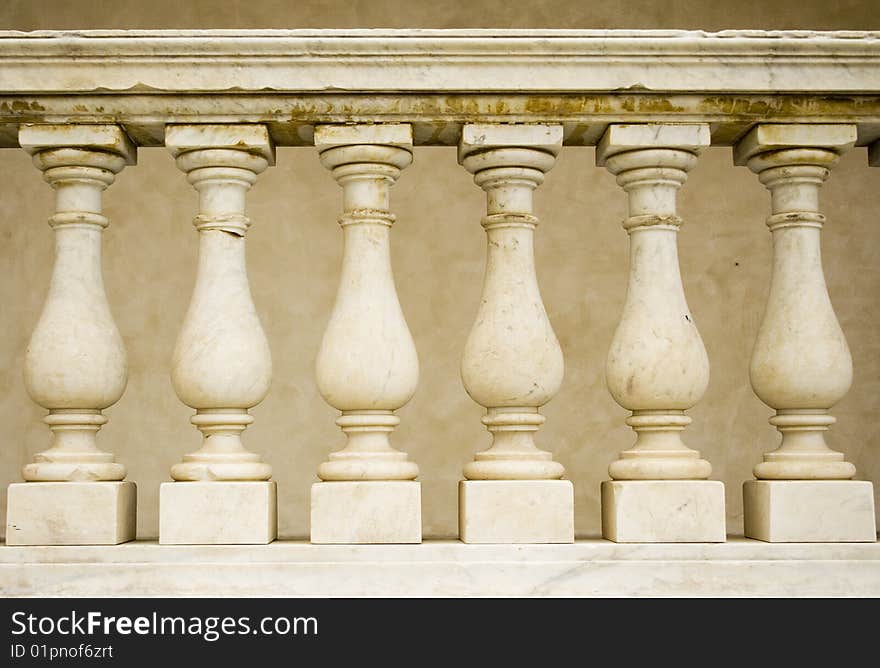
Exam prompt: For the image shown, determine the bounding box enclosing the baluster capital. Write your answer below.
[315,123,412,173]
[20,125,136,225]
[869,140,880,167]
[458,124,560,196]
[165,123,275,163]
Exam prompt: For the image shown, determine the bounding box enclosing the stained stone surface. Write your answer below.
[1,29,880,544]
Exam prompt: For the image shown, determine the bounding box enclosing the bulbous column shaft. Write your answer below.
[18,124,136,482]
[314,124,420,481]
[734,124,858,480]
[459,124,565,481]
[165,125,274,482]
[597,124,712,480]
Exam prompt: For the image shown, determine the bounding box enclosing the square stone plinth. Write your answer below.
[6,481,136,546]
[159,481,276,545]
[310,481,421,544]
[744,480,876,543]
[602,480,726,543]
[459,480,574,544]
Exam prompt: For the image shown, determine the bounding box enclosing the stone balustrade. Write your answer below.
[1,29,878,560]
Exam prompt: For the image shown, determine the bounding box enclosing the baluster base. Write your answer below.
[5,482,136,546]
[459,480,573,544]
[601,480,725,543]
[310,481,421,544]
[159,481,276,545]
[744,480,875,542]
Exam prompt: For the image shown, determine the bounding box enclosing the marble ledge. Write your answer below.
[1,537,878,597]
[3,30,878,91]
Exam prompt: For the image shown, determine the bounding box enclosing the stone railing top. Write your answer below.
[1,30,879,148]
[2,29,879,94]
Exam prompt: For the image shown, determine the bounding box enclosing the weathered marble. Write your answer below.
[5,125,138,547]
[17,124,135,484]
[602,480,725,543]
[2,30,879,98]
[869,140,880,167]
[310,482,421,544]
[734,123,856,479]
[456,124,574,544]
[6,482,135,546]
[165,124,275,484]
[313,124,419,483]
[459,124,565,482]
[159,481,276,545]
[595,124,726,543]
[459,480,574,544]
[597,123,712,482]
[735,124,876,542]
[744,481,875,542]
[1,29,879,578]
[157,124,277,546]
[2,539,879,597]
[309,124,422,544]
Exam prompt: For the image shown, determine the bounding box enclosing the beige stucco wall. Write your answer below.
[1,1,878,539]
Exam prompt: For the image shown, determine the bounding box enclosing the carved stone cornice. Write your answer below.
[1,30,880,149]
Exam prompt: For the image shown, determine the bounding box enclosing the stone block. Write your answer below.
[159,481,276,545]
[601,480,726,543]
[310,481,421,544]
[459,479,574,544]
[6,481,136,545]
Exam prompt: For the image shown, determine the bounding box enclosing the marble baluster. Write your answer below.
[735,123,876,542]
[6,124,137,546]
[310,123,421,544]
[457,123,573,544]
[596,123,725,543]
[159,124,276,545]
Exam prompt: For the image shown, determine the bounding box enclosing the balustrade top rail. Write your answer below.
[2,28,878,553]
[1,29,880,148]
